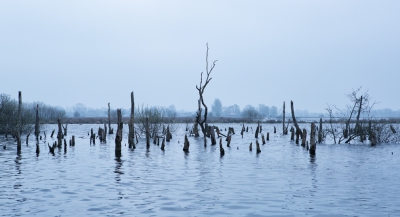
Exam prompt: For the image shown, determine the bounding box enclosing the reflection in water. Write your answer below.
[15,154,22,175]
[114,157,124,182]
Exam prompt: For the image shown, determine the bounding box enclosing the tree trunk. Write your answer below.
[108,103,113,134]
[128,92,135,149]
[318,118,323,143]
[301,128,307,147]
[291,101,303,138]
[57,118,63,148]
[17,91,22,153]
[183,134,190,152]
[145,117,150,149]
[282,101,287,135]
[310,123,316,155]
[115,109,122,157]
[35,104,40,142]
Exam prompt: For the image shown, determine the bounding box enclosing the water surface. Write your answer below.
[1,123,399,216]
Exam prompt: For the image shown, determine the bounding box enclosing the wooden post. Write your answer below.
[267,132,270,141]
[50,129,55,138]
[128,92,135,149]
[301,128,307,147]
[274,126,276,134]
[17,91,22,153]
[227,135,231,147]
[310,123,316,155]
[256,140,261,153]
[318,118,323,143]
[72,135,75,146]
[249,142,252,151]
[115,109,123,157]
[57,118,62,148]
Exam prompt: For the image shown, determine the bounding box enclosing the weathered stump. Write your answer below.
[267,132,270,141]
[255,122,260,139]
[256,140,261,153]
[128,92,135,149]
[301,128,307,147]
[17,91,22,153]
[108,103,114,134]
[220,138,225,156]
[145,117,150,149]
[160,137,165,150]
[183,134,190,152]
[318,118,323,143]
[57,118,63,148]
[309,123,316,155]
[261,134,266,144]
[226,135,231,147]
[115,109,123,157]
[290,127,294,141]
[249,142,252,151]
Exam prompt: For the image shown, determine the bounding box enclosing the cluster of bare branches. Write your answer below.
[324,87,400,144]
[135,105,178,139]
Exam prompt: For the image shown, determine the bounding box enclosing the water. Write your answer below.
[1,123,400,216]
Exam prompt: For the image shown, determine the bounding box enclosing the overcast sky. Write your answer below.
[1,1,399,113]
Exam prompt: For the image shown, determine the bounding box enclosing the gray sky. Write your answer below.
[1,1,399,112]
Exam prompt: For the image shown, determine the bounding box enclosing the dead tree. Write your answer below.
[35,104,40,143]
[108,103,113,134]
[57,118,63,148]
[183,134,190,152]
[16,91,22,153]
[318,118,323,143]
[195,43,217,146]
[219,138,225,156]
[128,92,135,149]
[145,117,150,149]
[115,109,123,157]
[282,101,288,135]
[310,123,316,155]
[291,100,303,139]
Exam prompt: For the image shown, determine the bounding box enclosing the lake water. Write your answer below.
[1,123,399,217]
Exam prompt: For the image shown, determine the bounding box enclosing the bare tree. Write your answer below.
[195,43,217,146]
[323,87,400,144]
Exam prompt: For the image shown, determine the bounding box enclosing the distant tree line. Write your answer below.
[0,93,66,135]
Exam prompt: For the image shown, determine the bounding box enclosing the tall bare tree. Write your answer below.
[195,43,217,146]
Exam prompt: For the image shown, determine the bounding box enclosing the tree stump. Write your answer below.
[115,109,123,157]
[310,123,316,155]
[183,134,190,152]
[301,128,307,147]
